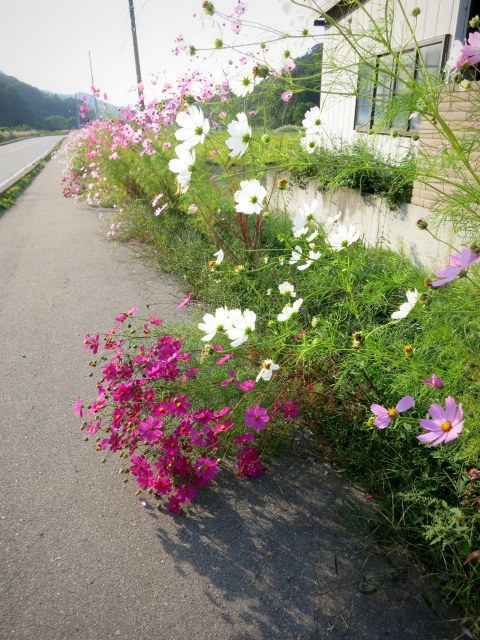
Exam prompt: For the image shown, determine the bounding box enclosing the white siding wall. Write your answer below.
[319,0,467,158]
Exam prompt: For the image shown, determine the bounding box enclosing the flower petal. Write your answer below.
[396,395,415,413]
[428,403,446,422]
[370,404,387,417]
[444,396,457,422]
[374,415,391,429]
[418,419,441,432]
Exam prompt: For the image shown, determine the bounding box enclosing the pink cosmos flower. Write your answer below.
[370,396,415,429]
[216,352,233,365]
[75,396,83,417]
[83,333,100,355]
[280,401,299,419]
[281,91,293,103]
[211,343,223,352]
[162,142,172,150]
[139,416,164,444]
[234,1,247,16]
[417,396,464,446]
[194,457,220,482]
[221,370,236,387]
[176,295,191,309]
[115,307,139,322]
[235,433,254,445]
[461,31,480,67]
[218,111,227,119]
[236,446,264,477]
[235,379,255,392]
[424,374,444,388]
[232,20,242,34]
[245,405,270,431]
[431,247,480,287]
[154,203,168,216]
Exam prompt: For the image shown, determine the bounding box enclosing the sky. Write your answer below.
[0,0,323,107]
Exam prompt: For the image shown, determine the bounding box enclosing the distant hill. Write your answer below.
[0,71,117,130]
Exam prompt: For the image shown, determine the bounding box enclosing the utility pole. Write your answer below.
[74,91,81,129]
[128,0,145,109]
[88,51,99,119]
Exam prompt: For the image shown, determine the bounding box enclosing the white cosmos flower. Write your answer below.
[229,71,258,97]
[293,200,318,237]
[226,112,252,158]
[301,133,322,154]
[168,144,195,193]
[256,359,280,382]
[277,298,303,322]
[198,307,231,341]
[326,212,342,226]
[391,289,419,320]
[298,249,321,271]
[306,230,318,242]
[302,105,323,134]
[213,249,224,265]
[278,281,296,297]
[234,179,267,215]
[289,245,303,266]
[225,308,256,347]
[327,224,360,251]
[175,106,210,148]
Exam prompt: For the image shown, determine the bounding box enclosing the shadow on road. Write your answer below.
[145,458,459,640]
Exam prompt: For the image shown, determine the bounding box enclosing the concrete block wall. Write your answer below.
[267,174,462,271]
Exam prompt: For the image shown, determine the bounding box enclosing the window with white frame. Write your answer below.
[354,35,450,134]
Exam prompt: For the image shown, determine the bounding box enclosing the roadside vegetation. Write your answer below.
[64,1,479,632]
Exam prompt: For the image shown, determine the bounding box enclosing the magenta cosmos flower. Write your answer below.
[370,396,415,429]
[245,405,270,431]
[417,396,464,446]
[430,247,480,287]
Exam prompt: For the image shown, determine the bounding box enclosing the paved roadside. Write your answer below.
[0,155,459,640]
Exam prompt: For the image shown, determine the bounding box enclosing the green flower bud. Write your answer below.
[411,7,421,17]
[188,45,196,56]
[460,80,472,90]
[262,134,271,144]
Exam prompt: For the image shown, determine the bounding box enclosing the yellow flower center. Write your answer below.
[388,408,398,418]
[441,420,452,432]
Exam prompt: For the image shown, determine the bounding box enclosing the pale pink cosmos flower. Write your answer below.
[460,31,480,67]
[424,374,444,388]
[417,396,464,446]
[281,91,293,102]
[370,396,415,429]
[162,141,172,150]
[154,203,168,216]
[232,20,242,34]
[218,111,227,119]
[430,247,480,287]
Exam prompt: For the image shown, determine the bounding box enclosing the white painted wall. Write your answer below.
[266,173,463,270]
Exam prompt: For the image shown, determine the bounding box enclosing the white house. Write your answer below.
[318,0,476,157]
[273,0,478,268]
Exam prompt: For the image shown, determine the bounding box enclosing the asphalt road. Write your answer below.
[0,155,460,640]
[0,135,64,191]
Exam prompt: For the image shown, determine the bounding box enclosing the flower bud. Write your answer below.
[188,45,196,56]
[469,15,480,29]
[460,80,472,90]
[411,7,421,17]
[416,218,428,230]
[367,417,375,427]
[83,436,89,442]
[469,242,480,254]
[262,134,271,144]
[352,331,363,341]
[186,94,196,105]
[404,344,414,356]
[352,339,361,350]
[418,292,430,305]
[411,133,419,141]
[390,129,399,138]
[278,177,288,190]
[311,316,319,327]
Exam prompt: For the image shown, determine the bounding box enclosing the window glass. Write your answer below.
[410,42,443,130]
[392,50,416,130]
[355,62,376,127]
[373,54,394,128]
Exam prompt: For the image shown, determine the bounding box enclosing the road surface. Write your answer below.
[0,154,459,640]
[0,135,64,192]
